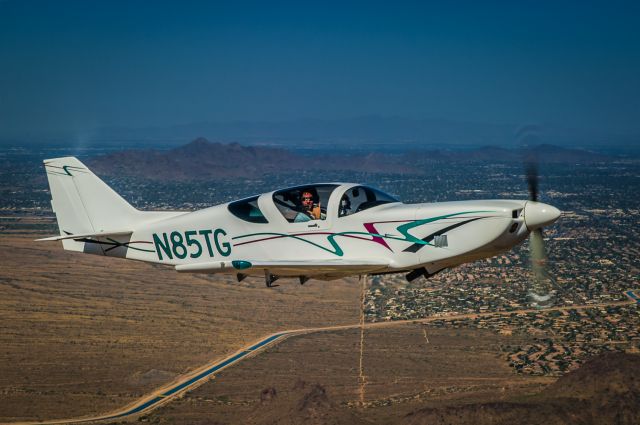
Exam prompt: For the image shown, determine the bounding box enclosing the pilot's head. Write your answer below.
[301,191,314,211]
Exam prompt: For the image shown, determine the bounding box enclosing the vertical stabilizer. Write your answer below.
[43,157,139,252]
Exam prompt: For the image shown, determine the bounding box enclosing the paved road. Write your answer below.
[105,333,289,421]
[4,296,636,425]
[625,290,640,304]
[4,333,291,425]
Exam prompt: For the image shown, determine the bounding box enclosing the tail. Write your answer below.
[43,157,140,252]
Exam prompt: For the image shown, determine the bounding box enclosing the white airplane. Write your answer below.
[39,157,561,287]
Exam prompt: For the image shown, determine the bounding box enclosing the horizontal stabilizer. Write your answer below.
[175,259,390,275]
[36,230,133,242]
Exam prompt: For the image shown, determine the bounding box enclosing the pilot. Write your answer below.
[295,190,324,222]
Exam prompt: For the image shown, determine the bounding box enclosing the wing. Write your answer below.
[175,258,389,276]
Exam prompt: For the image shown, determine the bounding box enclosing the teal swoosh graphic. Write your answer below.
[233,210,494,257]
[395,211,493,244]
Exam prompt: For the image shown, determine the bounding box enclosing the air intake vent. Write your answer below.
[433,235,448,248]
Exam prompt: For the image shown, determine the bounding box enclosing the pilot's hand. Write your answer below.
[312,205,321,219]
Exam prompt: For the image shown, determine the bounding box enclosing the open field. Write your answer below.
[0,235,361,421]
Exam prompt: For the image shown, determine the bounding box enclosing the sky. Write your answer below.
[1,0,639,143]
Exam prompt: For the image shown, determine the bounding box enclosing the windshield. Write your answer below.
[339,186,399,217]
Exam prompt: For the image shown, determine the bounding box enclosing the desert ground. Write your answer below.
[1,230,635,424]
[0,234,360,421]
[142,326,551,424]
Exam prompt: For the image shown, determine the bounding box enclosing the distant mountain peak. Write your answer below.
[191,136,210,145]
[174,137,214,153]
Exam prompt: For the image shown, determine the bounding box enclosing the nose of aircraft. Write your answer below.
[524,201,561,230]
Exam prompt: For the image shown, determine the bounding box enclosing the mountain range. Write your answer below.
[87,138,615,180]
[94,116,637,149]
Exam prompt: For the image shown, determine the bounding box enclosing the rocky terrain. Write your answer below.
[403,352,640,425]
[245,382,367,425]
[211,352,639,425]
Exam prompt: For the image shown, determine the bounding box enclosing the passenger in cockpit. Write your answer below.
[339,194,352,217]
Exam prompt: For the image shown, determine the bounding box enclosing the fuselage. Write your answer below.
[100,183,557,280]
[42,157,562,283]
